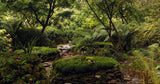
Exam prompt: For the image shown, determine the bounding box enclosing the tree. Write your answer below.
[1,0,74,33]
[83,0,144,52]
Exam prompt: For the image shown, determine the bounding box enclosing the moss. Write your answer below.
[14,47,60,62]
[14,47,60,55]
[52,56,119,75]
[50,56,122,84]
[32,47,60,62]
[32,47,59,54]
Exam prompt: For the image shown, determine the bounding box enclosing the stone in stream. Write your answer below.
[43,62,53,67]
[57,44,75,53]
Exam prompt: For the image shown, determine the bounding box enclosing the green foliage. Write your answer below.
[43,8,78,44]
[112,23,138,51]
[71,26,108,45]
[127,42,160,83]
[52,56,119,75]
[46,27,70,44]
[73,42,114,56]
[12,28,54,54]
[0,2,7,14]
[130,1,160,48]
[83,0,145,53]
[131,48,160,84]
[0,29,11,52]
[0,16,22,34]
[86,0,145,23]
[0,52,48,84]
[14,47,60,62]
[135,22,160,48]
[71,11,99,29]
[131,43,160,61]
[1,0,76,33]
[16,28,51,46]
[32,47,60,55]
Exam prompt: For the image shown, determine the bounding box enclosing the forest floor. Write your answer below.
[43,45,144,84]
[120,57,144,84]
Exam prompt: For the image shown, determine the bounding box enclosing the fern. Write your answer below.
[132,46,160,84]
[71,37,84,44]
[112,23,138,51]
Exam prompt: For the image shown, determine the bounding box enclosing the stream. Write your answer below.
[43,44,76,77]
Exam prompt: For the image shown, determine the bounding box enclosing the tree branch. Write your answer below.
[41,0,56,33]
[119,7,128,24]
[97,2,123,52]
[30,6,44,26]
[85,0,119,52]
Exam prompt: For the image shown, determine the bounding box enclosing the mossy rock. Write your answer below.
[0,52,48,84]
[50,56,123,83]
[32,47,60,62]
[14,47,60,62]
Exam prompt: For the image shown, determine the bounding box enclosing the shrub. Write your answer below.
[0,52,48,84]
[12,28,53,50]
[46,27,71,44]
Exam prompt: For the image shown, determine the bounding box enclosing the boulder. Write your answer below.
[50,56,123,84]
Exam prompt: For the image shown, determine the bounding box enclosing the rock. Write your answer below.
[43,64,50,67]
[62,50,68,53]
[64,83,72,84]
[131,78,142,84]
[63,45,71,49]
[95,75,101,78]
[57,46,63,50]
[50,56,122,84]
[57,44,75,53]
[43,62,52,67]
